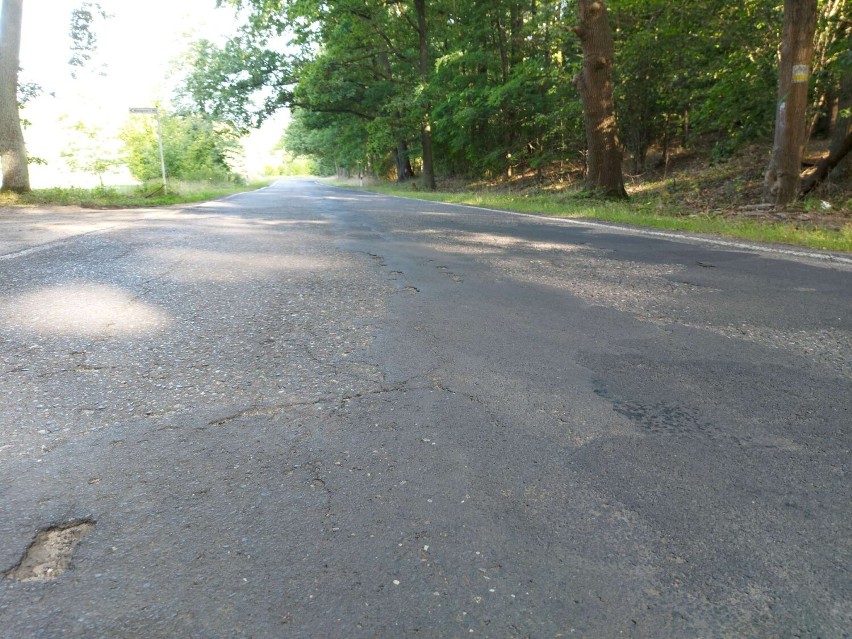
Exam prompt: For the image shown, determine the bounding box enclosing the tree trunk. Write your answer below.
[0,0,30,193]
[414,0,436,190]
[799,70,852,196]
[394,140,415,182]
[494,14,510,84]
[572,0,626,198]
[764,0,818,207]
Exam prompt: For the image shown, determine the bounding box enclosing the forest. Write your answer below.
[0,0,850,217]
[177,0,851,209]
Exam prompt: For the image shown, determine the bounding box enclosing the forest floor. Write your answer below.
[344,142,852,252]
[555,142,851,227]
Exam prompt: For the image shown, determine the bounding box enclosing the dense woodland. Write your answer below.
[0,0,850,210]
[177,0,851,206]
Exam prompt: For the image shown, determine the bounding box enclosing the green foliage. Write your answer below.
[812,1,852,106]
[177,37,294,131]
[69,2,111,78]
[120,112,241,182]
[690,2,780,149]
[611,0,783,168]
[427,1,582,177]
[270,153,317,176]
[180,0,849,187]
[283,109,369,176]
[17,81,41,106]
[60,120,123,185]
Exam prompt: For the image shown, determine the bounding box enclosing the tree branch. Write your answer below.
[290,101,375,121]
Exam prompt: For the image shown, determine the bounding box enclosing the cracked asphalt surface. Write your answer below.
[0,179,850,637]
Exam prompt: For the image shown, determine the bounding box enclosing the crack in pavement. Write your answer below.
[205,382,428,427]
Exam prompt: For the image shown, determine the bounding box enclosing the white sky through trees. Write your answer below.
[17,0,278,187]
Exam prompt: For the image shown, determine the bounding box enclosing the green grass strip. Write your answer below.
[340,183,852,253]
[0,179,274,209]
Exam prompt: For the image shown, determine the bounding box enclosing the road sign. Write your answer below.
[129,107,158,114]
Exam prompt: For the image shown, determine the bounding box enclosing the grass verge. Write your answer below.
[0,179,275,209]
[339,182,852,253]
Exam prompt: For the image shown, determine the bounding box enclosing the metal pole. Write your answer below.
[155,109,167,194]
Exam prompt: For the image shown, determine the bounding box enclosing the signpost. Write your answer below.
[129,107,167,194]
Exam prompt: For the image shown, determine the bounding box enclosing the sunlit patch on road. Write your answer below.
[0,284,171,337]
[141,247,339,283]
[407,228,595,256]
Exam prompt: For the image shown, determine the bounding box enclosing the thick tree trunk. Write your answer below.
[414,0,436,190]
[572,0,626,198]
[393,146,404,182]
[800,71,852,196]
[0,0,30,193]
[394,140,415,182]
[764,0,818,207]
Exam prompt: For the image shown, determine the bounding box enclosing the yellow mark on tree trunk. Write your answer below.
[792,65,809,83]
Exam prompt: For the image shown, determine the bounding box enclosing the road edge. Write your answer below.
[324,182,852,267]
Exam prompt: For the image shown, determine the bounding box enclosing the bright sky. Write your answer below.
[19,0,286,187]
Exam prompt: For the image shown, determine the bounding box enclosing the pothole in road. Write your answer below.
[5,519,95,582]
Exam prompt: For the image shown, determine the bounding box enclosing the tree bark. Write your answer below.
[799,70,852,196]
[495,14,510,84]
[0,0,30,193]
[572,0,626,198]
[764,0,818,207]
[414,0,436,190]
[394,139,415,182]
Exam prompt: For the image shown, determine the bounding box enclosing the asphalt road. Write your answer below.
[1,179,850,638]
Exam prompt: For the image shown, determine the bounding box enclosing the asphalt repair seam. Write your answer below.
[205,383,430,427]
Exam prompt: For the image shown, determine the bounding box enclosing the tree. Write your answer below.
[414,0,436,189]
[799,1,852,194]
[800,65,852,196]
[1,1,110,193]
[60,120,123,186]
[177,0,847,203]
[185,0,441,183]
[764,0,819,206]
[806,0,851,139]
[284,108,369,177]
[68,2,110,79]
[428,1,579,179]
[178,36,294,132]
[121,112,241,183]
[572,0,626,197]
[0,0,30,193]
